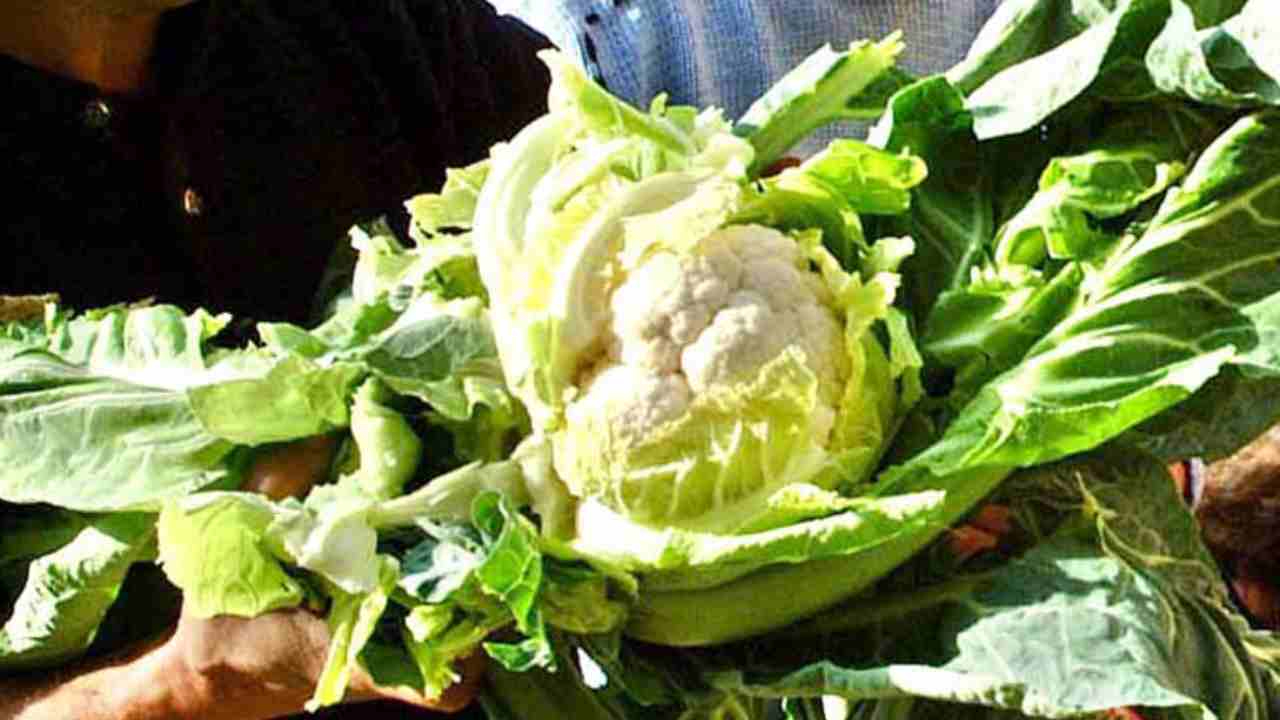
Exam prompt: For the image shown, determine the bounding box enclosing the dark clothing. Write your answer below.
[2,0,550,323]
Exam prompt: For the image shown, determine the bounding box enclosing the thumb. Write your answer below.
[242,434,340,500]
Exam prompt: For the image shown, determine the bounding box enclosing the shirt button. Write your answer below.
[182,188,205,216]
[83,99,112,130]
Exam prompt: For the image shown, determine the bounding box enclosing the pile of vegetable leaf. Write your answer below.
[5,1,1280,718]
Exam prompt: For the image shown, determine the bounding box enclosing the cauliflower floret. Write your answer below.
[608,235,742,373]
[682,289,791,394]
[568,365,693,445]
[577,224,850,447]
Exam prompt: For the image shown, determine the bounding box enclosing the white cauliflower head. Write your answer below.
[579,225,849,448]
[553,223,895,533]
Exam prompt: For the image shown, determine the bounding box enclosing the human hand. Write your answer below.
[156,605,485,720]
[1,434,485,720]
[1166,427,1280,631]
[156,435,486,719]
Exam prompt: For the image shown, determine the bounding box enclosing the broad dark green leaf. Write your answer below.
[890,111,1280,484]
[481,639,627,720]
[924,265,1083,406]
[1148,0,1279,107]
[991,104,1221,267]
[962,0,1172,139]
[868,77,993,326]
[713,452,1280,719]
[0,507,87,570]
[473,493,549,670]
[1123,364,1280,461]
[946,0,1099,95]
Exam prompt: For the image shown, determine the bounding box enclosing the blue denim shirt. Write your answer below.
[491,0,1000,146]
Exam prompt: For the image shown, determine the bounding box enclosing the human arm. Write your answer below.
[0,634,174,720]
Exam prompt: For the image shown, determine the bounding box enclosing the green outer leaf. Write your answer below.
[46,305,233,392]
[925,265,1084,403]
[784,140,928,217]
[0,513,154,671]
[715,452,1280,720]
[472,493,554,673]
[542,50,694,155]
[0,507,88,569]
[1147,0,1280,107]
[945,0,1085,95]
[425,373,528,464]
[571,490,945,592]
[407,159,491,237]
[782,697,829,720]
[869,76,993,327]
[344,378,422,500]
[261,293,517,458]
[0,304,248,510]
[963,0,1170,139]
[736,36,906,177]
[890,111,1280,485]
[188,357,366,445]
[308,557,397,711]
[157,494,305,619]
[480,638,626,720]
[1126,284,1280,462]
[396,493,563,696]
[1240,287,1280,372]
[363,300,498,393]
[539,559,628,635]
[472,493,543,636]
[0,355,234,511]
[370,459,531,528]
[1123,364,1280,462]
[626,466,1011,647]
[402,604,500,700]
[991,108,1203,268]
[731,181,865,271]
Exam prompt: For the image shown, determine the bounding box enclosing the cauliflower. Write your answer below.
[548,219,900,533]
[472,52,917,535]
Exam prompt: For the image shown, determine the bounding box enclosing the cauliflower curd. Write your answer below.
[572,225,850,450]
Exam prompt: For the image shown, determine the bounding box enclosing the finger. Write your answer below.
[947,524,999,562]
[242,434,340,500]
[969,504,1012,536]
[1231,560,1280,630]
